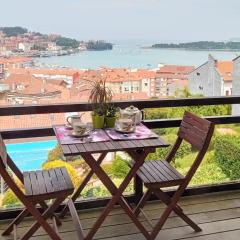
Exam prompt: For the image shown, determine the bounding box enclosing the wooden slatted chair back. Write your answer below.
[175,111,214,184]
[0,134,7,168]
[178,111,214,150]
[165,111,214,182]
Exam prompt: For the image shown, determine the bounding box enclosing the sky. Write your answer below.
[1,0,240,43]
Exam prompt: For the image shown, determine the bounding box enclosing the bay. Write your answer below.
[37,42,240,69]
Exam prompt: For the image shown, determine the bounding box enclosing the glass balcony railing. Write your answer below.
[1,96,240,215]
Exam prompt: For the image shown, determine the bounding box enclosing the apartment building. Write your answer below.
[77,68,156,98]
[154,65,194,97]
[0,57,34,79]
[189,54,234,96]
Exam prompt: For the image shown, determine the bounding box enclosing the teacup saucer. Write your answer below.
[69,130,91,137]
[65,123,73,129]
[115,125,135,133]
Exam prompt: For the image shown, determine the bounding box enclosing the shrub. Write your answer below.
[111,155,129,178]
[147,134,192,163]
[81,178,133,199]
[2,190,21,208]
[42,160,81,188]
[47,145,63,162]
[215,135,240,180]
[178,151,227,185]
[2,175,24,208]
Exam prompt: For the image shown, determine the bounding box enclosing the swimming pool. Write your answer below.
[6,140,58,171]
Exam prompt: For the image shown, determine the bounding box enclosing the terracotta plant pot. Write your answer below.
[105,116,117,128]
[92,113,105,129]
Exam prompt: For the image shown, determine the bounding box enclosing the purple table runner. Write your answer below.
[105,124,159,140]
[54,125,110,145]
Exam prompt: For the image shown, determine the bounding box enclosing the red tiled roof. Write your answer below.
[0,57,32,64]
[156,73,188,80]
[8,68,85,76]
[78,68,156,83]
[216,61,233,81]
[157,65,195,74]
[4,73,59,95]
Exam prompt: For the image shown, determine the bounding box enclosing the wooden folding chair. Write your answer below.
[132,111,215,240]
[0,134,75,240]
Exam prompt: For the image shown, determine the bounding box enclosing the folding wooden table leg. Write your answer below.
[68,199,85,240]
[59,153,107,219]
[134,188,152,216]
[81,150,151,240]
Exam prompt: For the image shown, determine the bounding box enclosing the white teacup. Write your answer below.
[72,122,88,136]
[117,118,135,132]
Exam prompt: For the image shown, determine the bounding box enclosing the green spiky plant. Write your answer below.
[87,75,113,128]
[88,78,112,115]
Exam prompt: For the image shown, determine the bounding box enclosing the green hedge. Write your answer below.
[111,155,129,178]
[147,134,192,163]
[2,190,21,208]
[178,151,227,185]
[215,135,240,180]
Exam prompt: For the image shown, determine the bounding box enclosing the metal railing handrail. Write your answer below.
[0,95,240,116]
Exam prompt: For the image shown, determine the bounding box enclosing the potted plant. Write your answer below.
[105,105,118,128]
[88,78,112,129]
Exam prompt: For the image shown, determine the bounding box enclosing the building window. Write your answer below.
[144,83,148,87]
[197,72,200,76]
[226,90,229,96]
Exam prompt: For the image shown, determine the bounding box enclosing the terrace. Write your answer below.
[1,96,240,239]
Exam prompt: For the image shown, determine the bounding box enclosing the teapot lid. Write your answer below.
[125,105,139,113]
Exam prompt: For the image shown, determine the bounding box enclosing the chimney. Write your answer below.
[232,55,240,115]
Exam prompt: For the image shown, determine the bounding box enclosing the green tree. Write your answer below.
[56,37,79,48]
[47,144,63,162]
[215,135,240,180]
[2,190,21,207]
[111,155,129,178]
[87,40,113,50]
[0,26,28,36]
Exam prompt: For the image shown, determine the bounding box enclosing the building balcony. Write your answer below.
[1,96,240,239]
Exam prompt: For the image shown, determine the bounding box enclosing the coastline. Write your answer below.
[145,47,240,52]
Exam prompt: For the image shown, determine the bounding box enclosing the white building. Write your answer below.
[18,42,32,52]
[232,56,240,115]
[189,55,233,96]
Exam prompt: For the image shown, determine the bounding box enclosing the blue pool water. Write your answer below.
[6,140,58,171]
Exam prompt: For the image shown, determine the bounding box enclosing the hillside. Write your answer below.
[152,41,240,50]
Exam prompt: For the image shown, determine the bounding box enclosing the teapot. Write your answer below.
[67,113,85,127]
[120,105,142,125]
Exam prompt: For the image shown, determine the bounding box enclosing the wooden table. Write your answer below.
[53,126,169,239]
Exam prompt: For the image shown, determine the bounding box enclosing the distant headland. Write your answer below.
[151,41,240,51]
[0,26,113,58]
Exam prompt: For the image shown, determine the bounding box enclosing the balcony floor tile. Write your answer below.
[1,190,240,239]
